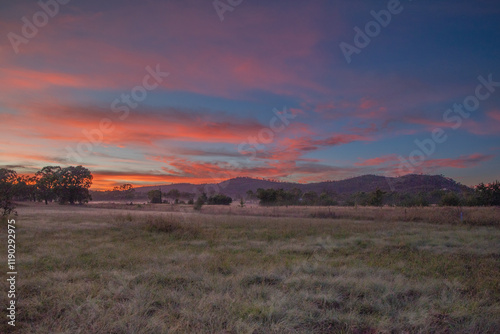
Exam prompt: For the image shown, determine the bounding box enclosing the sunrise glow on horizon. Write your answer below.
[1,0,499,190]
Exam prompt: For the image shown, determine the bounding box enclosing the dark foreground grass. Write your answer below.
[0,204,499,333]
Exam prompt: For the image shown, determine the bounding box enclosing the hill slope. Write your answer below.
[132,174,470,199]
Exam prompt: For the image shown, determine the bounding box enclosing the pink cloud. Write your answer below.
[356,153,494,179]
[367,153,495,175]
[420,153,494,170]
[312,97,388,120]
[355,155,398,166]
[487,110,500,122]
[0,1,338,102]
[3,104,276,145]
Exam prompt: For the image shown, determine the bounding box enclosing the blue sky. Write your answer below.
[0,0,499,189]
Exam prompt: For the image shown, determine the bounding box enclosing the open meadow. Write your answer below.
[1,203,499,333]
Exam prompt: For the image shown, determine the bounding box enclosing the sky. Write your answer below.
[0,0,499,190]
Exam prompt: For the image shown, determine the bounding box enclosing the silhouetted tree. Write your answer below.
[474,181,500,206]
[54,166,93,204]
[319,192,337,206]
[302,191,318,205]
[369,188,386,207]
[14,175,37,201]
[193,193,207,210]
[256,188,278,206]
[36,166,61,204]
[166,189,181,201]
[112,183,135,200]
[440,192,461,207]
[0,169,17,215]
[289,188,303,203]
[246,190,255,200]
[148,189,162,203]
[207,194,233,205]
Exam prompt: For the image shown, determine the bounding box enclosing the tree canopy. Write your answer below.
[0,168,18,216]
[54,166,93,204]
[1,165,93,213]
[207,194,233,205]
[36,166,62,204]
[148,190,162,203]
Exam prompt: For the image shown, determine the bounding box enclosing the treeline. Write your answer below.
[92,187,198,203]
[146,189,196,204]
[193,192,232,210]
[250,188,338,206]
[146,189,233,208]
[92,184,136,201]
[380,182,500,207]
[94,186,234,206]
[251,182,500,207]
[0,166,93,215]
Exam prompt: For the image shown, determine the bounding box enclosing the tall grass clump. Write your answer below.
[142,215,200,239]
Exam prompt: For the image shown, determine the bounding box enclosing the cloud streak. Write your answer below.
[1,0,499,188]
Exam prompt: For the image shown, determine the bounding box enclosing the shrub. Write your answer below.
[207,194,232,205]
[309,211,337,219]
[474,181,500,206]
[143,215,200,238]
[368,188,386,207]
[193,197,204,210]
[148,190,162,204]
[440,192,461,206]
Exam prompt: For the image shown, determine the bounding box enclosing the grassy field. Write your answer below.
[1,203,499,333]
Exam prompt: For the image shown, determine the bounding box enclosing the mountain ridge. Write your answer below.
[130,174,470,199]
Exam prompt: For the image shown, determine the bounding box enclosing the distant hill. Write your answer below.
[131,174,470,199]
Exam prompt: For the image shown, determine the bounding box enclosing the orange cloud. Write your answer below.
[0,67,86,92]
[3,103,276,146]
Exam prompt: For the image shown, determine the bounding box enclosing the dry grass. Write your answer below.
[0,203,499,333]
[89,202,500,226]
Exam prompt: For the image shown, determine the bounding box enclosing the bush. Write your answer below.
[368,189,386,207]
[399,194,430,207]
[256,188,279,206]
[143,215,200,238]
[148,190,162,204]
[207,194,233,205]
[474,181,500,206]
[440,192,461,206]
[309,211,337,219]
[193,197,204,210]
[144,216,182,233]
